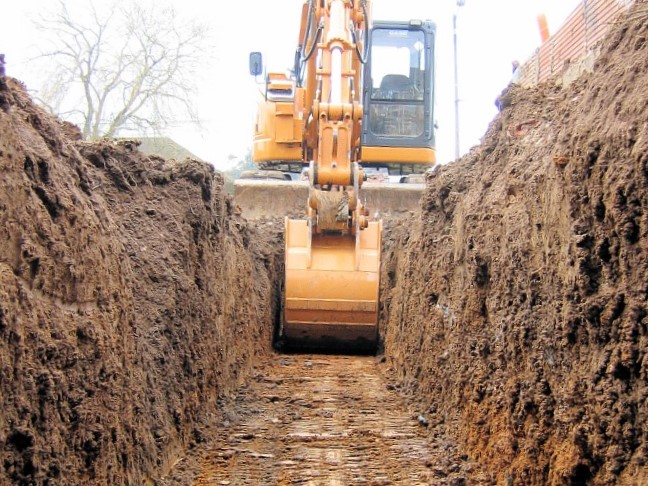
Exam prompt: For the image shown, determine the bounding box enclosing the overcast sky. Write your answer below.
[3,0,581,169]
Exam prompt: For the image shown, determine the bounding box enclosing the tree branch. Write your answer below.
[33,0,212,140]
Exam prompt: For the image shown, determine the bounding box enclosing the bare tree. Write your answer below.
[36,0,211,139]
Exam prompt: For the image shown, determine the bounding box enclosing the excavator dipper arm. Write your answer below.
[279,0,381,351]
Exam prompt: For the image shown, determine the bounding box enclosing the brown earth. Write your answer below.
[0,77,281,484]
[0,2,646,485]
[159,354,493,485]
[380,4,648,485]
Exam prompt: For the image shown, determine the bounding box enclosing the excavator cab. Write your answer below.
[358,20,437,215]
[362,20,436,173]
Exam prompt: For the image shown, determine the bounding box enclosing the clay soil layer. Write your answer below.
[0,75,279,484]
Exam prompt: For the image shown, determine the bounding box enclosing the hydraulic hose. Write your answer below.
[297,0,322,85]
[352,0,369,64]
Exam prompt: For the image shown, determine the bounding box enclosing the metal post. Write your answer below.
[453,0,465,160]
[453,13,460,160]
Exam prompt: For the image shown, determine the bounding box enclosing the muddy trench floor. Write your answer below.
[158,353,494,485]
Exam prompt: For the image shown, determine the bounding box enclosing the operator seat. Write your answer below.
[378,74,413,99]
[371,74,424,137]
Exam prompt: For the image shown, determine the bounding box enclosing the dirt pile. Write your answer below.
[380,4,647,485]
[0,77,281,484]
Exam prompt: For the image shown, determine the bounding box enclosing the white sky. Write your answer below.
[2,0,581,170]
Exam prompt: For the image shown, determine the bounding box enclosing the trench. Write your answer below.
[182,354,483,485]
[1,4,647,485]
[152,213,492,485]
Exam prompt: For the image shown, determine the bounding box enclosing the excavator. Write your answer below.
[236,0,436,352]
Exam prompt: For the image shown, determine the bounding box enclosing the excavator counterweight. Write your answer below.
[236,1,436,353]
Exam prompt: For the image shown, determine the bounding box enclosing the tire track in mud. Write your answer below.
[191,354,490,485]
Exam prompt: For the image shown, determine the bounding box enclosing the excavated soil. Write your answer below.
[0,2,646,485]
[380,5,648,485]
[0,77,281,484]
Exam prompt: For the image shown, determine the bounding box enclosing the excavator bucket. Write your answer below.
[282,218,382,352]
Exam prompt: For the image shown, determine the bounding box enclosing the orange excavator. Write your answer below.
[237,0,436,352]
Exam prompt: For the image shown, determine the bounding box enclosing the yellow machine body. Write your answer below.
[238,1,437,352]
[361,145,435,166]
[252,73,304,164]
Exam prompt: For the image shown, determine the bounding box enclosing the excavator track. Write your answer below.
[182,355,491,485]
